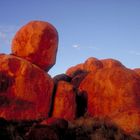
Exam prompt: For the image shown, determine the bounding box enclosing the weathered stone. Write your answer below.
[71,71,88,88]
[0,54,54,120]
[84,57,103,72]
[66,63,84,77]
[133,68,140,77]
[101,58,124,68]
[79,66,140,132]
[11,20,58,71]
[52,81,77,120]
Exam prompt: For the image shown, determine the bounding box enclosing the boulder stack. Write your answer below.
[0,20,58,120]
[66,58,140,133]
[0,20,140,136]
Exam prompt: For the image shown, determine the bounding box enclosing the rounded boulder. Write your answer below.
[11,20,58,71]
[0,54,54,120]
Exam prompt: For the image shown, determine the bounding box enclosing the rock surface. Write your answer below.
[66,63,84,77]
[1,19,140,136]
[53,74,71,85]
[0,54,54,120]
[52,81,77,120]
[11,20,58,71]
[65,58,140,133]
[134,68,140,77]
[78,63,140,132]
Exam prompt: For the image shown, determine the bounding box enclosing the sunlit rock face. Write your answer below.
[101,58,125,68]
[134,68,140,77]
[66,57,140,133]
[66,58,125,77]
[11,21,58,71]
[52,81,77,120]
[66,57,103,77]
[0,54,54,120]
[66,63,84,77]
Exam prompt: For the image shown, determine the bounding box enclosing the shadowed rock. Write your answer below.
[101,58,125,68]
[53,74,71,85]
[76,91,88,117]
[66,64,84,77]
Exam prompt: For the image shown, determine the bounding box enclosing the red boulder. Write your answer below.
[11,21,58,71]
[52,81,77,120]
[79,65,140,132]
[0,54,54,120]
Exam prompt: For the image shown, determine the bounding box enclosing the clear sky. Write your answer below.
[0,0,140,76]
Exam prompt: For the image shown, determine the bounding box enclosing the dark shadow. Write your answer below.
[49,74,72,117]
[76,90,88,118]
[0,72,14,93]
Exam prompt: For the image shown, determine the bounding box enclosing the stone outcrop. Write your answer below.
[11,21,58,71]
[66,63,84,77]
[65,58,140,133]
[0,54,54,120]
[66,57,125,77]
[1,20,140,135]
[52,81,77,120]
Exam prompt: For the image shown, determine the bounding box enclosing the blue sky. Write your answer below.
[0,0,140,76]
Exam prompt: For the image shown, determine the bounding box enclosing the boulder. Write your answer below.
[0,54,54,120]
[53,74,71,85]
[66,58,124,77]
[71,71,88,88]
[66,57,103,77]
[79,66,140,132]
[11,20,58,71]
[52,81,77,120]
[111,109,140,133]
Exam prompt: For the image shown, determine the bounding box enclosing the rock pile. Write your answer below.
[0,21,140,139]
[0,21,57,120]
[65,57,140,133]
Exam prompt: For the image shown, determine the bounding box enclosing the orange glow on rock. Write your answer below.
[0,54,54,120]
[134,68,140,77]
[11,21,58,71]
[52,81,77,120]
[66,57,140,133]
